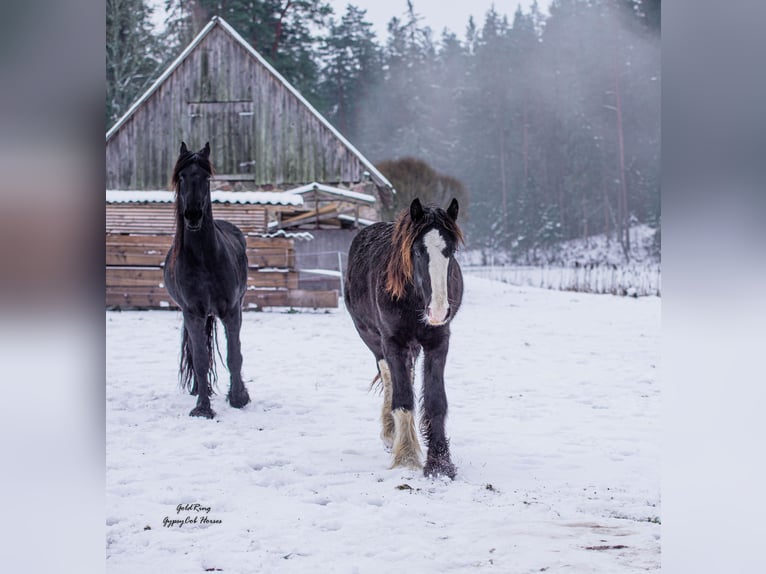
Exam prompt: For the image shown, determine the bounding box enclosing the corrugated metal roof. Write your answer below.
[251,230,315,241]
[106,190,304,206]
[284,182,376,204]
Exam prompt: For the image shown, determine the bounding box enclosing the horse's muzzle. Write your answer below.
[427,306,450,326]
[184,209,203,231]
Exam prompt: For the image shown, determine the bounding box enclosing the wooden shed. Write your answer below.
[106,15,394,204]
[270,182,378,231]
[106,15,396,310]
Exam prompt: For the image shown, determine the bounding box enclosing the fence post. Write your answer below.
[337,251,345,301]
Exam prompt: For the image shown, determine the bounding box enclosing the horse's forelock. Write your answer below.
[170,152,214,190]
[384,205,463,300]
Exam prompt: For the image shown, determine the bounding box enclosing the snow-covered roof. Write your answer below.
[106,190,304,206]
[284,182,376,204]
[105,16,394,194]
[267,213,375,229]
[250,230,314,241]
[300,269,343,278]
[337,214,376,227]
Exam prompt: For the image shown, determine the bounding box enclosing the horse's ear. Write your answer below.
[180,141,188,155]
[447,198,459,221]
[200,142,210,158]
[410,198,424,221]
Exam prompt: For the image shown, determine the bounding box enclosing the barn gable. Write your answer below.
[106,16,393,199]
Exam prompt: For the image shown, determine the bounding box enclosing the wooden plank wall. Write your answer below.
[106,24,368,190]
[106,233,337,309]
[106,203,268,235]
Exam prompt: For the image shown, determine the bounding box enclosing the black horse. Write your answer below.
[345,198,464,478]
[164,141,250,419]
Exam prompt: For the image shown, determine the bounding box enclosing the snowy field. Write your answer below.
[106,276,660,573]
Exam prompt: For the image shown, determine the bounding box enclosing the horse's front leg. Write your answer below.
[422,332,456,479]
[383,338,422,471]
[184,313,215,419]
[221,306,250,408]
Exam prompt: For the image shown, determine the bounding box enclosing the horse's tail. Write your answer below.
[179,316,219,395]
[369,372,382,394]
[179,327,194,393]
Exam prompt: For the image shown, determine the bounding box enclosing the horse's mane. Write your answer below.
[168,151,215,262]
[384,205,464,300]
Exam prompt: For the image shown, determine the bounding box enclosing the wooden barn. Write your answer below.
[106,15,395,310]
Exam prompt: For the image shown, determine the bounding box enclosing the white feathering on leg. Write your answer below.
[378,360,395,450]
[390,408,423,470]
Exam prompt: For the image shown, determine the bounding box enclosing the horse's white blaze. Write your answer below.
[424,229,450,325]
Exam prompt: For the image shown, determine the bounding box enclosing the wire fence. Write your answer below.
[463,263,661,297]
[294,250,346,297]
[292,251,661,298]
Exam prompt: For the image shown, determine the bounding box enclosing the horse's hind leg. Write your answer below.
[377,359,395,450]
[184,312,215,419]
[383,340,422,471]
[222,306,250,408]
[357,327,395,449]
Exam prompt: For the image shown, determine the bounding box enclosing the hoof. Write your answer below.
[390,452,423,471]
[189,405,215,419]
[228,389,250,409]
[424,458,456,480]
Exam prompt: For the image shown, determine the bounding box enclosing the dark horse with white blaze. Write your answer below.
[164,141,250,419]
[345,198,464,478]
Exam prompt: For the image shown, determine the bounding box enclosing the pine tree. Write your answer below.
[318,5,381,138]
[106,0,164,127]
[375,5,439,162]
[163,0,332,103]
[431,30,470,174]
[460,8,513,247]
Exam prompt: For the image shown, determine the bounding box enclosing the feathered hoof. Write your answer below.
[228,389,250,409]
[424,457,457,480]
[189,405,215,419]
[390,452,423,471]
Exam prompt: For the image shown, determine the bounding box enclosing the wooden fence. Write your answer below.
[106,203,267,235]
[106,200,337,309]
[106,233,338,309]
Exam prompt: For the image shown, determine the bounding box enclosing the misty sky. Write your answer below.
[148,1,552,40]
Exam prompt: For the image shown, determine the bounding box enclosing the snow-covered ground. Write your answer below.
[106,276,660,573]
